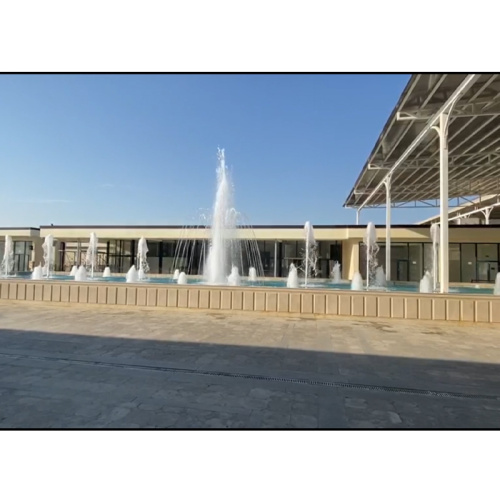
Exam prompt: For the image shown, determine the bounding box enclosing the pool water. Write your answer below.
[7,273,496,295]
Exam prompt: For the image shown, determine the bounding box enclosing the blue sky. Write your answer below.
[0,74,436,227]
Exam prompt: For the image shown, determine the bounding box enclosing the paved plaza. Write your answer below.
[1,300,500,428]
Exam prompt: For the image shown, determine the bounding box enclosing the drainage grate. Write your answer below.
[0,351,497,401]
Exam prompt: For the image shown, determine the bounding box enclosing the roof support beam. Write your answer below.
[448,201,500,223]
[356,75,480,212]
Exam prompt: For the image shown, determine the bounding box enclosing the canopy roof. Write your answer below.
[344,74,500,209]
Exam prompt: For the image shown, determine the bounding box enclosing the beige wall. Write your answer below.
[1,279,500,323]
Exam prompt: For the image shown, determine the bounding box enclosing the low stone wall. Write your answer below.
[1,279,499,323]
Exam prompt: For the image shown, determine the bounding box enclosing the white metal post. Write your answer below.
[356,209,360,225]
[384,176,391,282]
[484,207,493,225]
[439,112,449,293]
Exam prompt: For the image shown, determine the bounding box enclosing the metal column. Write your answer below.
[439,112,450,293]
[384,176,391,282]
[356,209,360,225]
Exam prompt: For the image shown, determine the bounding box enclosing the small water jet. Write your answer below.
[173,269,180,280]
[74,266,87,281]
[42,234,54,278]
[331,262,341,283]
[430,223,440,292]
[248,267,257,282]
[494,272,500,295]
[351,271,364,291]
[103,267,111,278]
[375,266,387,287]
[31,264,44,280]
[1,235,14,278]
[364,223,379,288]
[420,271,433,293]
[303,221,318,288]
[228,266,241,286]
[85,232,98,278]
[287,263,299,288]
[177,272,188,285]
[137,237,150,281]
[126,265,139,283]
[69,265,78,276]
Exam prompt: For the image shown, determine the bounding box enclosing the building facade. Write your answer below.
[0,224,485,283]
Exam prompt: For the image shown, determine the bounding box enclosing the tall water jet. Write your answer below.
[177,272,188,285]
[69,265,78,276]
[364,223,379,288]
[103,267,111,277]
[42,234,54,278]
[287,263,299,288]
[126,265,138,283]
[1,235,14,278]
[351,271,364,291]
[375,266,387,287]
[228,266,241,286]
[175,149,263,281]
[173,269,180,280]
[204,148,234,285]
[303,221,318,288]
[420,271,433,293]
[331,262,341,283]
[74,266,87,281]
[137,237,150,280]
[430,223,440,292]
[248,267,257,282]
[494,272,500,295]
[31,264,44,280]
[85,232,98,278]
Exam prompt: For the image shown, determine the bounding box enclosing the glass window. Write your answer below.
[408,243,423,282]
[461,243,476,283]
[477,243,498,261]
[449,243,461,283]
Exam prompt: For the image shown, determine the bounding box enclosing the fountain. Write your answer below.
[351,271,364,291]
[171,148,263,283]
[137,237,150,281]
[430,223,439,292]
[173,269,180,280]
[420,271,433,293]
[228,266,241,286]
[203,148,234,284]
[494,272,500,295]
[69,265,78,276]
[103,267,111,278]
[331,262,341,283]
[303,221,318,288]
[126,265,139,283]
[74,266,87,281]
[177,272,188,285]
[31,264,44,280]
[374,266,387,287]
[42,234,54,278]
[85,232,98,278]
[287,263,299,288]
[364,222,379,288]
[1,235,14,278]
[248,267,257,282]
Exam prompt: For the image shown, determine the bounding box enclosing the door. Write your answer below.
[397,260,409,282]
